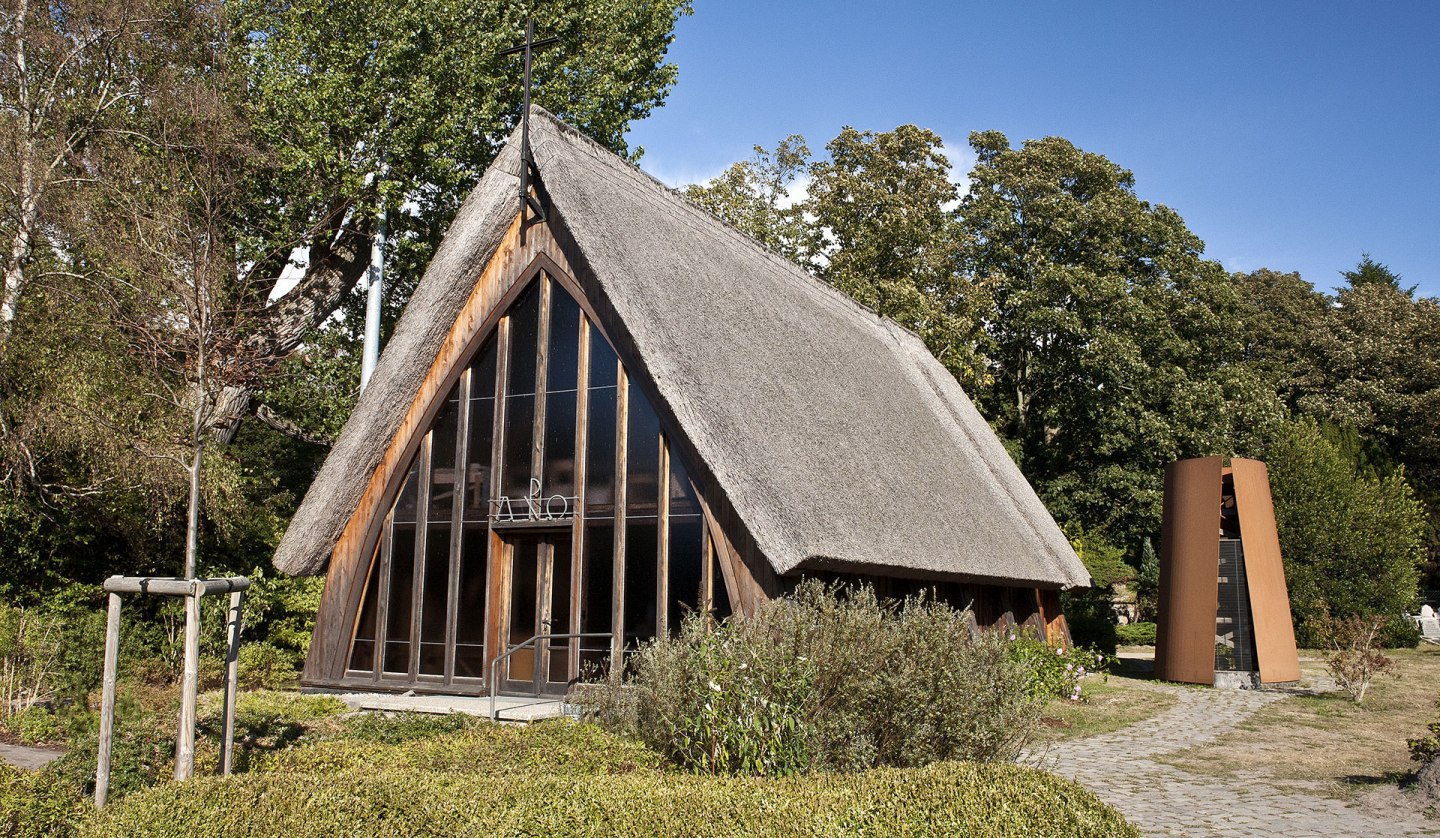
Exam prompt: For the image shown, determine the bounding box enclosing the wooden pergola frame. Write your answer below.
[94,574,250,808]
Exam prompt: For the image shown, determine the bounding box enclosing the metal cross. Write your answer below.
[501,18,559,242]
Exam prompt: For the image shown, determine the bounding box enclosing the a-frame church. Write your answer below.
[273,107,1090,698]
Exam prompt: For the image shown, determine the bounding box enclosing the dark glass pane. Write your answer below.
[543,390,578,504]
[584,386,617,518]
[472,337,498,400]
[548,534,573,683]
[500,393,535,502]
[348,544,382,673]
[384,525,416,674]
[465,342,498,523]
[393,457,421,524]
[667,446,700,517]
[626,383,661,519]
[507,282,541,396]
[429,385,461,522]
[580,524,614,676]
[667,516,704,635]
[588,321,618,388]
[546,281,582,393]
[418,524,451,676]
[454,523,488,679]
[711,547,733,622]
[508,539,539,682]
[624,521,659,647]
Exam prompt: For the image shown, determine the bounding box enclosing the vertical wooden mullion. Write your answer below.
[532,274,551,494]
[536,540,553,695]
[410,435,432,680]
[445,366,472,684]
[485,317,512,688]
[570,315,591,682]
[656,436,670,637]
[612,365,628,663]
[701,521,714,619]
[373,514,393,684]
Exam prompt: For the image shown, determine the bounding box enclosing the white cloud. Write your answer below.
[639,159,728,190]
[939,140,978,209]
[776,173,812,209]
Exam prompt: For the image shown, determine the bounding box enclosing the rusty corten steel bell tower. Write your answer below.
[1154,457,1301,687]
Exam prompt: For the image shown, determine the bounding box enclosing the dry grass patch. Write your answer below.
[1030,674,1177,744]
[1160,646,1440,798]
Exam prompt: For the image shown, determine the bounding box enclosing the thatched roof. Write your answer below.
[274,108,1089,590]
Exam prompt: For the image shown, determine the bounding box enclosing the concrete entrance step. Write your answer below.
[309,689,570,723]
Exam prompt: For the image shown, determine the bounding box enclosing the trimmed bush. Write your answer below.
[1115,622,1156,646]
[251,719,663,777]
[1,762,87,838]
[587,582,1042,775]
[85,760,1137,837]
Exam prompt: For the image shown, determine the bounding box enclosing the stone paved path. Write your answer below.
[1038,682,1439,837]
[0,741,64,770]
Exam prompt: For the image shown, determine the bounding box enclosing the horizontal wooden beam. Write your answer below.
[102,576,251,597]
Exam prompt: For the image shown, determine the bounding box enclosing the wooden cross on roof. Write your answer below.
[501,18,559,242]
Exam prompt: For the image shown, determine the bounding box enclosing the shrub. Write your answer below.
[85,759,1137,837]
[1410,695,1440,765]
[253,718,663,777]
[588,582,1042,775]
[1264,418,1425,642]
[1116,621,1157,646]
[1008,635,1105,701]
[4,705,67,744]
[0,762,86,838]
[236,642,302,690]
[1312,612,1395,703]
[1058,589,1118,655]
[48,723,175,800]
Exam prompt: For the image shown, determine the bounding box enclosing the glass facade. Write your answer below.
[344,272,723,691]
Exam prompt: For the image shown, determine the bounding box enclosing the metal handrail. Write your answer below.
[489,631,614,721]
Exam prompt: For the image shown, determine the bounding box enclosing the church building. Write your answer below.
[272,108,1090,698]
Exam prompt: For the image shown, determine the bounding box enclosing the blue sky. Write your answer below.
[625,1,1439,297]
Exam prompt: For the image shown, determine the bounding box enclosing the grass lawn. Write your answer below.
[1158,645,1440,798]
[1031,673,1178,744]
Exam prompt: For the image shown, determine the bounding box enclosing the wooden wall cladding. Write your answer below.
[1155,456,1223,685]
[1229,458,1301,683]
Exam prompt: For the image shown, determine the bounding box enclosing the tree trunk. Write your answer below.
[1,0,37,347]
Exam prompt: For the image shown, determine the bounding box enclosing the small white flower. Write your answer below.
[708,680,721,692]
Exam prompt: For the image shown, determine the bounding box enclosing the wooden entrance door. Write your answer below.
[500,531,574,696]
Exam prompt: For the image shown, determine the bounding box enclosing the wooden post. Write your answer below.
[219,589,245,775]
[174,583,201,781]
[95,592,122,809]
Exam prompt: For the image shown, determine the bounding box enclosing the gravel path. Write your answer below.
[1038,682,1439,837]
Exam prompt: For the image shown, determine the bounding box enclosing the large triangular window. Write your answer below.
[344,269,731,693]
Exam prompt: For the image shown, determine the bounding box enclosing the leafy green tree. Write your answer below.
[956,130,1249,547]
[1232,269,1334,409]
[229,0,691,365]
[806,125,981,380]
[683,135,821,267]
[1263,417,1425,642]
[1341,252,1414,294]
[1135,538,1159,622]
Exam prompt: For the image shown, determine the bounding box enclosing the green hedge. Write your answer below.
[85,760,1136,837]
[1115,622,1156,646]
[1,762,86,838]
[250,718,663,776]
